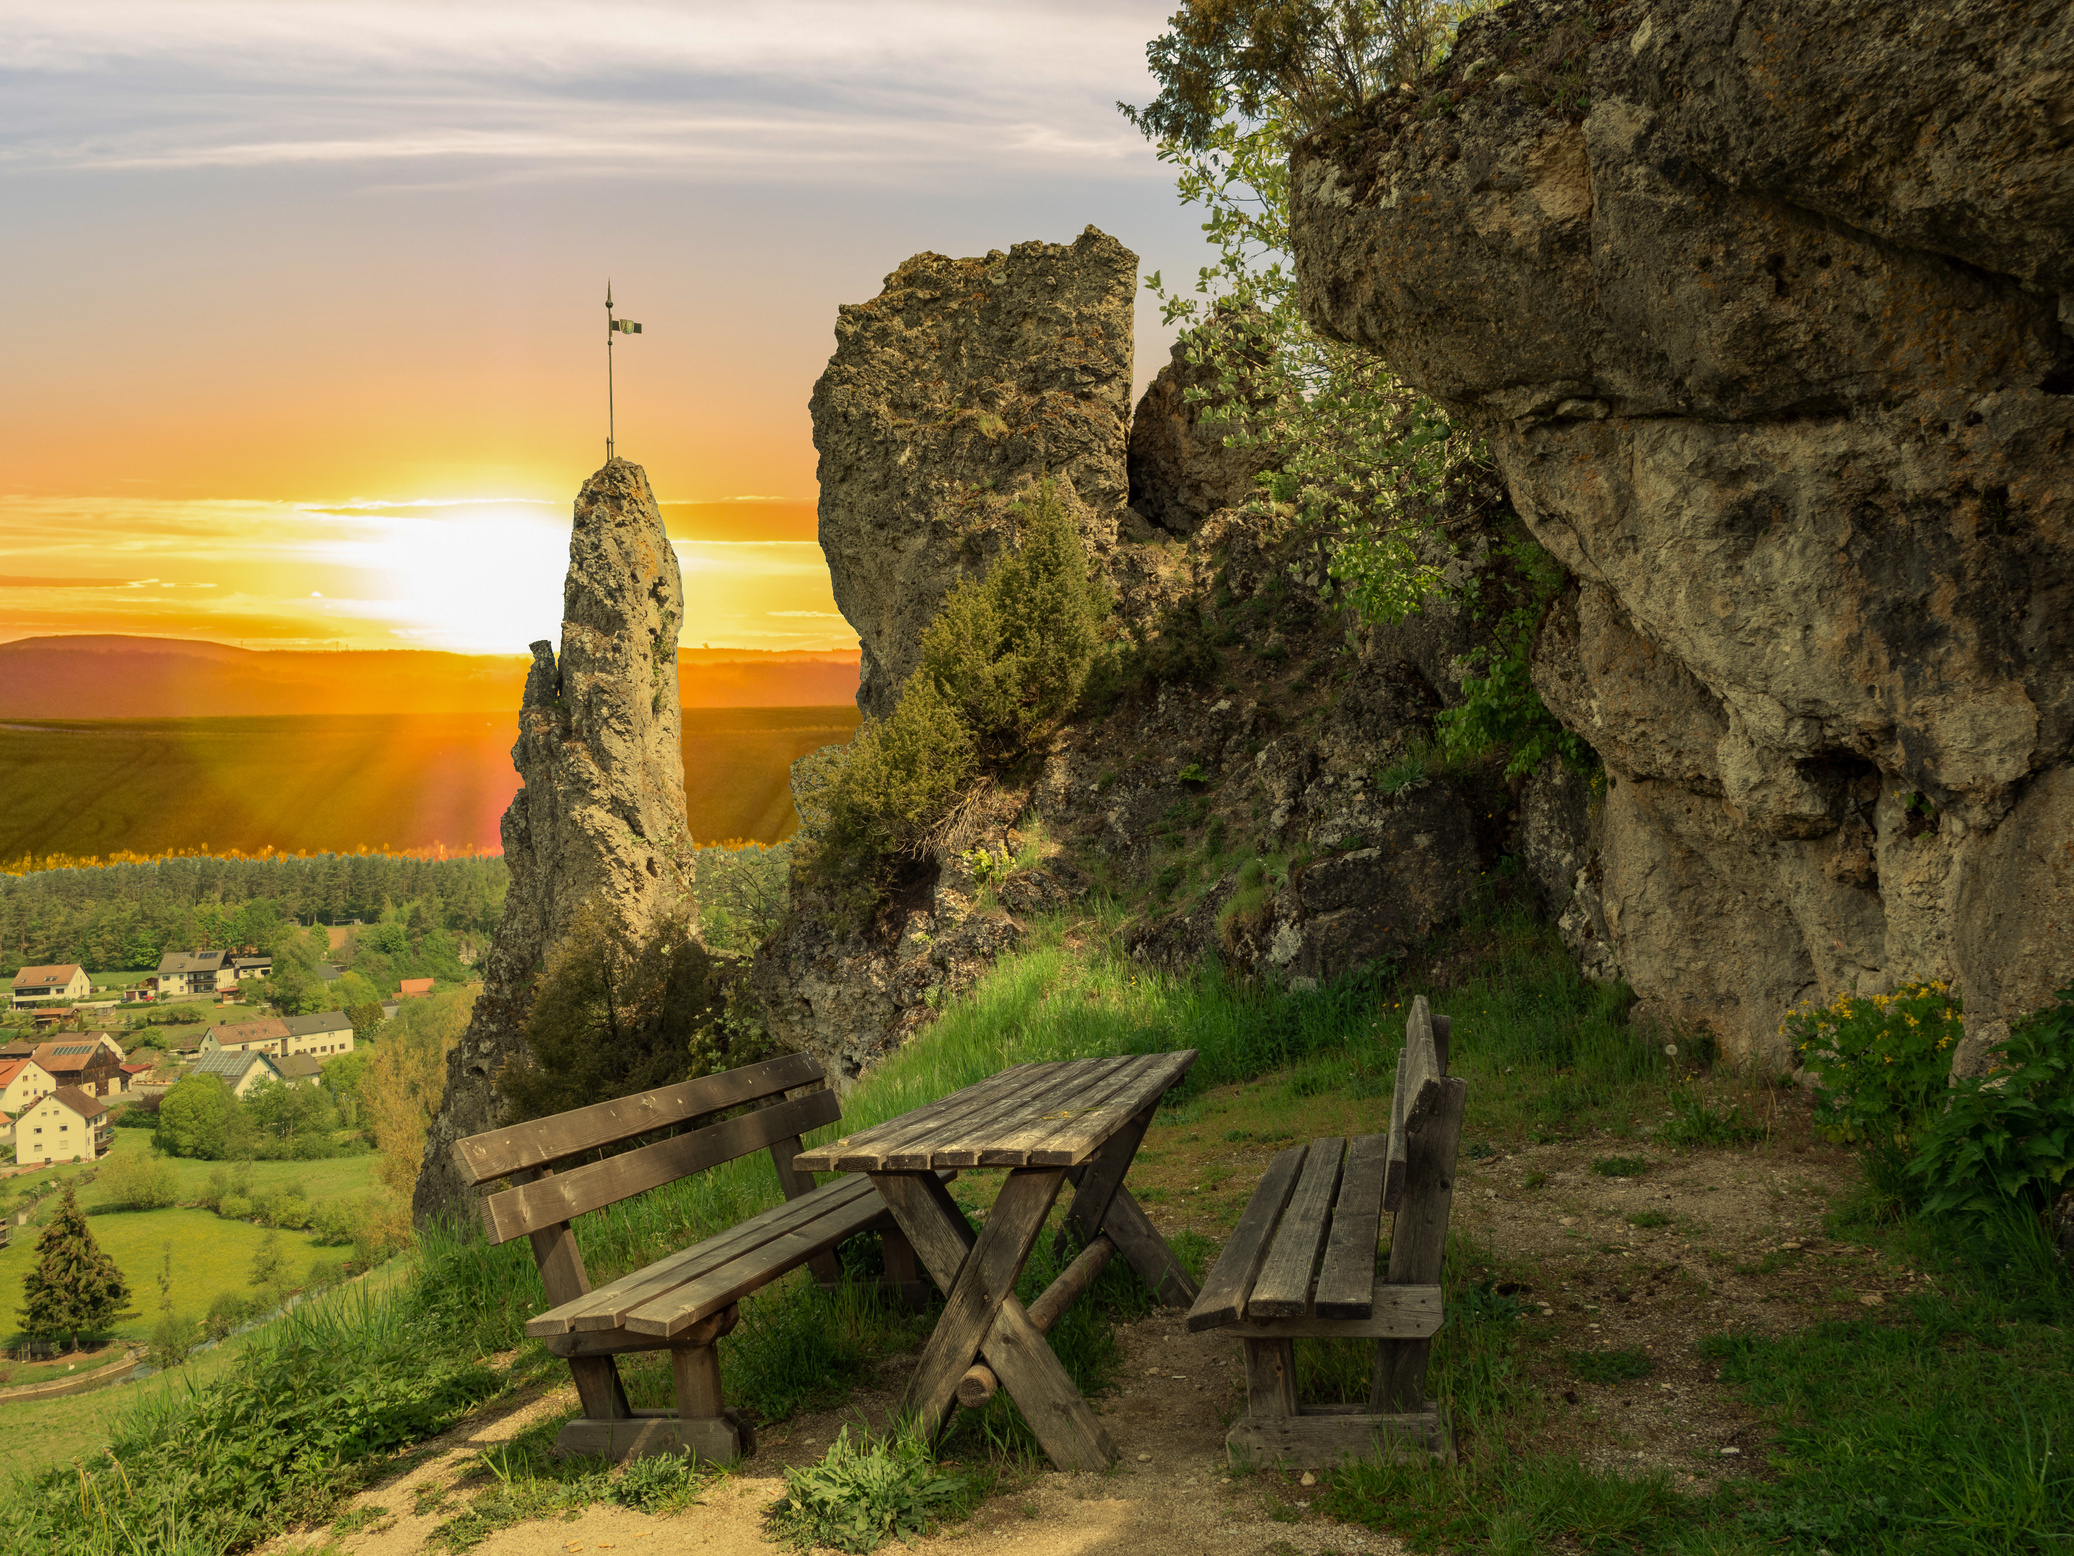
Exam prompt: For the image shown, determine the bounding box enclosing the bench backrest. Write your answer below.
[452,1052,839,1245]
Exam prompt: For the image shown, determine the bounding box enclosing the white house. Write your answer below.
[16,1086,110,1165]
[154,950,236,998]
[10,964,91,1008]
[281,1011,356,1058]
[190,1049,285,1098]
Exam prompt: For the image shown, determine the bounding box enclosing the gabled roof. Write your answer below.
[11,964,84,990]
[191,1049,279,1084]
[32,1038,118,1073]
[274,1054,323,1080]
[37,1085,107,1121]
[0,1058,33,1086]
[282,1010,353,1037]
[207,1017,289,1048]
[398,978,435,995]
[119,1062,155,1075]
[156,950,228,975]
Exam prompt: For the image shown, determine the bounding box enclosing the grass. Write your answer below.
[9,875,2061,1554]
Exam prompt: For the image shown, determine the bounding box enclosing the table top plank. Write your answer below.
[1008,1050,1198,1167]
[927,1056,1139,1169]
[1314,1133,1389,1318]
[795,1062,1038,1173]
[1248,1136,1345,1318]
[852,1063,1055,1172]
[965,1052,1157,1167]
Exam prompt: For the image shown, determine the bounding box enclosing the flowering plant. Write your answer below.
[1783,981,1963,1145]
[1909,985,2074,1215]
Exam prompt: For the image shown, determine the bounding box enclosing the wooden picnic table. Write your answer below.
[793,1050,1201,1471]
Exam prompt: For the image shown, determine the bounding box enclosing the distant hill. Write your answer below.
[0,635,859,716]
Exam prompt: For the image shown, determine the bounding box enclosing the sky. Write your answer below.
[0,1,1216,654]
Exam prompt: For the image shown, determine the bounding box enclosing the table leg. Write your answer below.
[1057,1104,1152,1257]
[871,1169,1118,1472]
[1097,1185,1201,1309]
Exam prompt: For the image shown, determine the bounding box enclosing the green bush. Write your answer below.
[94,1146,181,1210]
[1785,980,1963,1145]
[154,1073,246,1160]
[919,480,1105,750]
[204,1289,255,1341]
[148,1311,203,1369]
[499,906,737,1126]
[218,1192,254,1221]
[1910,984,2074,1216]
[763,1422,967,1554]
[823,675,976,863]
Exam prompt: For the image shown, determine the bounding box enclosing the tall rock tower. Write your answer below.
[413,457,692,1225]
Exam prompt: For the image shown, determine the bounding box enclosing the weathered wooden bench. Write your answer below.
[1186,996,1466,1468]
[451,1052,933,1463]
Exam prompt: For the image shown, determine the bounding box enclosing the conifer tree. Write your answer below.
[18,1184,132,1350]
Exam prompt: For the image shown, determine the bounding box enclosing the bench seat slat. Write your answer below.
[485,1089,840,1245]
[1313,1133,1389,1318]
[622,1192,897,1338]
[455,1052,827,1184]
[1185,1143,1307,1332]
[1249,1137,1345,1318]
[527,1174,879,1336]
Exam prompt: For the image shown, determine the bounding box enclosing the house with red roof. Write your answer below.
[0,1056,59,1114]
[398,978,434,999]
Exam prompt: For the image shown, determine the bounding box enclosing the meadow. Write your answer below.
[0,1133,380,1356]
[0,707,859,863]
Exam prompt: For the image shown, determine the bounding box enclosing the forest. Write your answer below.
[0,852,509,976]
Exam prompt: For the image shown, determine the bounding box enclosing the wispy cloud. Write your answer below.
[1,1,1172,184]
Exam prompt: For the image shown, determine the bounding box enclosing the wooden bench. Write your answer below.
[1185,996,1466,1468]
[451,1052,933,1463]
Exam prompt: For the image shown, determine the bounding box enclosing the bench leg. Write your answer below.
[1243,1338,1297,1419]
[556,1306,746,1464]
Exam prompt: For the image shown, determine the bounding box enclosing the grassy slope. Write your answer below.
[3,888,2066,1553]
[1,1133,378,1351]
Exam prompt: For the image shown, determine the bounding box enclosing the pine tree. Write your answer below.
[18,1184,132,1350]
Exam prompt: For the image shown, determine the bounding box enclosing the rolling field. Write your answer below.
[0,706,859,862]
[0,1135,382,1353]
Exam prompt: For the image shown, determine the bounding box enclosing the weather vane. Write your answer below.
[605,280,642,460]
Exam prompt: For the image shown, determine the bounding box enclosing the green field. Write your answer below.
[1,1135,379,1350]
[0,707,859,863]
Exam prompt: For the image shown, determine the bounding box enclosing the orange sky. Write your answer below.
[2,2,1210,657]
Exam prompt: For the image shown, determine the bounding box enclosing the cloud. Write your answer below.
[1,1,1176,185]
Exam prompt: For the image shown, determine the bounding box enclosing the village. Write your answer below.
[2,950,437,1173]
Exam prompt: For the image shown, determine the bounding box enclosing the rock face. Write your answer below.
[1127,326,1278,538]
[413,459,693,1224]
[1291,0,2074,1063]
[810,227,1140,718]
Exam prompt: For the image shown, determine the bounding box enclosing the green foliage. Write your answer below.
[245,1076,346,1159]
[1122,0,1458,149]
[147,1310,202,1369]
[1659,1085,1762,1149]
[1589,1156,1647,1178]
[919,479,1106,751]
[499,907,734,1126]
[686,840,792,951]
[1910,985,2074,1215]
[822,675,976,863]
[1434,523,1590,777]
[154,1073,243,1160]
[1785,979,1963,1145]
[610,1449,710,1514]
[17,1185,132,1345]
[203,1289,256,1341]
[94,1146,181,1210]
[764,1422,967,1554]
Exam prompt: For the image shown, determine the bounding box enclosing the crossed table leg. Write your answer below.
[868,1109,1199,1471]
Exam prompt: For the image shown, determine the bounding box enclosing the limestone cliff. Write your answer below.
[413,458,693,1223]
[1290,0,2074,1065]
[809,227,1140,717]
